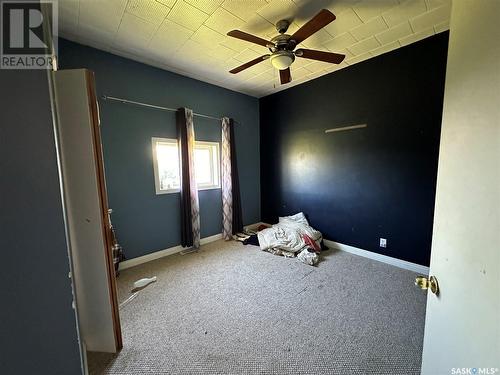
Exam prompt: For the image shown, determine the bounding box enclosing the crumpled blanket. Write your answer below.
[257,212,323,264]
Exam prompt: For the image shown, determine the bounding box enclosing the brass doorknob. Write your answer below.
[415,275,439,295]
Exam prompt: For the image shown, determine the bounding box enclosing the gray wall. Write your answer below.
[58,38,260,260]
[0,70,82,373]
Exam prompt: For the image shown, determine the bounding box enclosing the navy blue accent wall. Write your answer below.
[0,70,82,373]
[259,33,449,266]
[58,39,260,260]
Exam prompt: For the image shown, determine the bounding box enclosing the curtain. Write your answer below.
[177,108,200,249]
[221,117,232,239]
[229,118,243,234]
[222,117,243,239]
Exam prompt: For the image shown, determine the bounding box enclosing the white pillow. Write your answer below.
[278,212,309,225]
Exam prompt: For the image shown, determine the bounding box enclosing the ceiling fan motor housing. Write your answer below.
[276,19,290,34]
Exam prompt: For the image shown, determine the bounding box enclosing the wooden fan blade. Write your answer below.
[279,68,291,84]
[296,49,345,64]
[290,9,336,45]
[229,55,270,74]
[227,30,273,48]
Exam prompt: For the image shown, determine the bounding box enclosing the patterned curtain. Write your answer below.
[229,118,243,234]
[221,118,233,239]
[177,108,200,249]
[221,117,243,239]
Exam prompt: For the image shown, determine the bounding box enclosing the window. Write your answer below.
[152,137,220,194]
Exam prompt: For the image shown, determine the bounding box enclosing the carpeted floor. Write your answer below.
[87,239,426,375]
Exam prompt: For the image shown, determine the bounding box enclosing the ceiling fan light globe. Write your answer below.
[270,52,295,70]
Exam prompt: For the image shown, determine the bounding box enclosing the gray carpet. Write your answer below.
[88,239,426,375]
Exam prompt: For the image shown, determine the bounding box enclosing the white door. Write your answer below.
[420,1,500,374]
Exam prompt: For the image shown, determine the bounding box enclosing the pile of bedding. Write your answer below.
[257,212,324,265]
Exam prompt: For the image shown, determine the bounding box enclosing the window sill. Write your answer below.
[155,186,221,195]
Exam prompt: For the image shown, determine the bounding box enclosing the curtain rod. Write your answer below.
[100,95,224,122]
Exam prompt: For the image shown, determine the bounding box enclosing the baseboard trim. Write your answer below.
[119,225,428,274]
[119,222,264,271]
[323,239,429,274]
[119,233,223,271]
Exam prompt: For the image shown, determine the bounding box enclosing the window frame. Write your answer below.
[152,137,180,195]
[194,141,221,191]
[152,137,221,195]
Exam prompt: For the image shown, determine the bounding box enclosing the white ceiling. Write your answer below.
[58,0,451,97]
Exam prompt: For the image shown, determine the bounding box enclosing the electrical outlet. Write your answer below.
[380,238,387,248]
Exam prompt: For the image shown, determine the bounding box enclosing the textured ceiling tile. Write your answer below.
[157,0,177,8]
[222,0,268,21]
[220,36,252,52]
[324,0,361,16]
[155,19,194,41]
[234,48,263,62]
[399,27,434,46]
[410,4,451,33]
[375,21,412,45]
[369,40,400,57]
[324,32,357,51]
[167,1,209,31]
[324,8,363,37]
[347,36,380,55]
[78,22,115,45]
[228,67,258,81]
[191,25,226,48]
[114,13,157,47]
[257,0,298,25]
[244,60,273,75]
[434,20,449,34]
[126,0,171,26]
[247,72,274,87]
[149,20,193,51]
[79,0,127,33]
[66,0,451,97]
[291,67,309,79]
[299,28,333,49]
[302,60,331,73]
[292,56,312,69]
[204,7,245,35]
[324,60,349,73]
[350,16,388,41]
[353,0,398,22]
[205,44,239,61]
[425,0,451,10]
[222,57,246,71]
[382,0,426,27]
[184,0,224,14]
[306,69,328,81]
[244,14,277,40]
[345,51,370,65]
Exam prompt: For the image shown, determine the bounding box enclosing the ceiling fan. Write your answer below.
[227,9,345,85]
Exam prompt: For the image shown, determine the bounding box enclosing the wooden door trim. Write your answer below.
[85,69,123,351]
